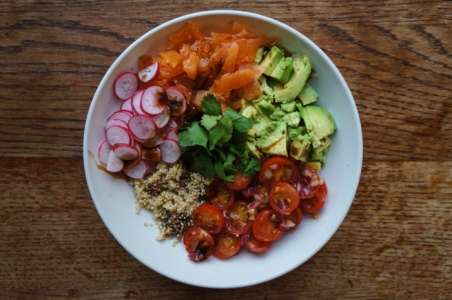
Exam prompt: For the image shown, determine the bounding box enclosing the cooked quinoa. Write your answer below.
[130,162,210,240]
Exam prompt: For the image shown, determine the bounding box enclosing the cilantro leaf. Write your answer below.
[223,153,237,173]
[239,158,261,176]
[179,122,208,148]
[201,94,221,116]
[208,115,233,150]
[224,108,253,133]
[187,148,215,178]
[214,160,234,182]
[201,115,221,130]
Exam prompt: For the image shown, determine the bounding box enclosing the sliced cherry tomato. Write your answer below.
[183,226,215,262]
[301,182,328,214]
[192,203,224,234]
[210,185,235,211]
[245,235,272,254]
[252,209,283,242]
[296,166,324,199]
[259,156,300,186]
[213,233,241,260]
[278,208,303,231]
[226,172,252,191]
[270,182,300,215]
[225,201,251,236]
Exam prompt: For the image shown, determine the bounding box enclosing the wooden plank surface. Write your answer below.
[0,1,451,299]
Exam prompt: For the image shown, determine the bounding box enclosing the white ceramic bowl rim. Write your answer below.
[83,9,363,288]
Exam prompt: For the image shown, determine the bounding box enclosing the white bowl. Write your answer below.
[83,10,363,288]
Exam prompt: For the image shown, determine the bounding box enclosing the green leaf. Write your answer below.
[223,153,237,173]
[178,122,208,148]
[201,115,221,130]
[214,160,234,182]
[224,108,253,133]
[188,148,215,178]
[239,158,261,176]
[228,131,248,157]
[208,115,233,149]
[201,94,221,116]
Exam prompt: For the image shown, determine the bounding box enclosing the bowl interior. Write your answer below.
[84,11,362,288]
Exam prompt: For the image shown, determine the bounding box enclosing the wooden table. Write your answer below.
[1,1,451,299]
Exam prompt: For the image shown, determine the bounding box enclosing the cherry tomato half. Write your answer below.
[259,156,300,186]
[226,172,252,191]
[252,209,283,242]
[245,235,272,254]
[278,208,303,231]
[192,203,224,234]
[213,233,241,260]
[209,183,235,211]
[225,201,251,236]
[296,166,324,199]
[183,226,215,262]
[301,182,328,214]
[270,182,300,215]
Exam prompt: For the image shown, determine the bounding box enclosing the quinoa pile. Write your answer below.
[130,162,210,240]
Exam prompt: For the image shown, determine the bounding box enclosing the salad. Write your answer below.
[95,21,336,262]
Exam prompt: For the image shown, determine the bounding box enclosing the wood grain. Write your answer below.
[0,0,451,299]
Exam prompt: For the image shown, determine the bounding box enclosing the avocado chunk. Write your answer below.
[274,55,312,103]
[256,121,287,149]
[246,139,262,158]
[283,112,300,127]
[259,76,274,96]
[306,161,322,171]
[288,126,306,141]
[310,137,332,163]
[299,83,319,105]
[260,46,284,76]
[289,134,311,161]
[255,48,266,64]
[299,105,336,147]
[268,57,293,82]
[270,110,285,121]
[256,98,276,116]
[281,102,296,112]
[280,57,294,83]
[241,105,258,119]
[263,135,288,156]
[253,116,274,137]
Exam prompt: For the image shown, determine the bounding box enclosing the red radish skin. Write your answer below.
[152,106,170,128]
[141,86,166,115]
[166,86,187,117]
[165,130,178,142]
[113,143,139,160]
[132,90,146,115]
[106,151,124,173]
[105,125,132,147]
[106,118,127,129]
[159,140,181,163]
[97,139,111,166]
[138,62,159,83]
[123,160,150,179]
[114,72,139,100]
[167,119,178,131]
[128,115,156,141]
[107,110,134,123]
[120,98,134,112]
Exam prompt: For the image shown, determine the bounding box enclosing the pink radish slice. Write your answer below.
[165,130,178,142]
[108,110,134,123]
[97,139,111,166]
[106,125,132,147]
[141,86,165,115]
[128,114,156,141]
[123,160,150,179]
[114,72,138,100]
[166,86,187,117]
[138,62,159,83]
[152,106,170,128]
[120,98,134,112]
[106,118,127,129]
[113,143,139,160]
[106,151,124,173]
[159,140,181,163]
[132,90,146,115]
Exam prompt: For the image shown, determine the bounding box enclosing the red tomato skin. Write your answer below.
[183,226,215,262]
[192,203,225,234]
[245,235,272,254]
[226,172,252,191]
[213,233,241,260]
[252,209,283,242]
[225,201,251,236]
[301,183,328,214]
[269,182,300,215]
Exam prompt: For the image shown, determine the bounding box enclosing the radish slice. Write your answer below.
[106,125,131,147]
[106,118,127,129]
[135,143,142,159]
[166,86,187,117]
[113,143,139,160]
[159,140,181,163]
[120,98,134,112]
[141,86,165,115]
[114,72,138,100]
[152,106,170,128]
[128,114,156,141]
[165,130,178,142]
[97,139,111,166]
[167,119,178,131]
[142,147,161,162]
[106,151,124,173]
[132,90,146,115]
[138,62,159,83]
[108,110,134,123]
[123,160,150,179]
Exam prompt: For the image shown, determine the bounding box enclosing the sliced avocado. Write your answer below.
[256,121,287,149]
[283,112,300,127]
[288,126,306,141]
[274,55,312,103]
[241,105,258,119]
[268,57,293,82]
[270,110,285,121]
[253,117,274,137]
[289,134,311,161]
[310,137,332,163]
[299,105,336,147]
[280,57,294,83]
[281,101,296,112]
[255,48,266,64]
[259,76,274,96]
[256,99,276,116]
[306,161,322,171]
[260,46,284,76]
[299,83,319,105]
[246,139,262,158]
[263,135,288,156]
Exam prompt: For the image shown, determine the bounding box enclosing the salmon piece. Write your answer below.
[236,38,265,64]
[222,42,239,73]
[212,67,260,98]
[183,52,200,80]
[168,21,204,50]
[159,50,184,79]
[237,79,262,100]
